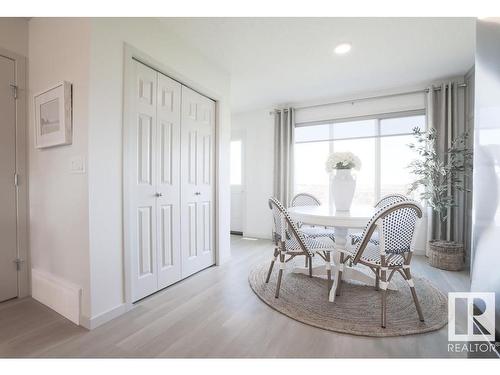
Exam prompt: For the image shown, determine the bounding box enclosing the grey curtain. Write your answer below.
[426,81,472,254]
[273,108,295,206]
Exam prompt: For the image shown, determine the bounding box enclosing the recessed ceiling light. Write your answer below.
[334,43,352,55]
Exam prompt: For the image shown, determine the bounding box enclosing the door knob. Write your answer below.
[155,192,163,197]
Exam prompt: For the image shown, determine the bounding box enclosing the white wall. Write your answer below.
[28,18,92,318]
[86,18,231,324]
[25,17,231,327]
[0,18,29,57]
[231,109,274,239]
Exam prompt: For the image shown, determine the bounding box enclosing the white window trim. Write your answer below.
[295,109,425,128]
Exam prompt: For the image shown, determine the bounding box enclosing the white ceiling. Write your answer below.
[160,18,476,113]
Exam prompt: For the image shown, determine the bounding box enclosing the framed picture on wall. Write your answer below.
[34,81,72,148]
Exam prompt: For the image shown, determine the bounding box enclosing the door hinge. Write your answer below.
[14,173,19,187]
[13,258,24,271]
[10,84,18,99]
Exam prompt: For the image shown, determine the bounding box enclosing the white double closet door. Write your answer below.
[130,60,215,302]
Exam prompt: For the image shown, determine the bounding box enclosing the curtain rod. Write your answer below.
[269,83,467,114]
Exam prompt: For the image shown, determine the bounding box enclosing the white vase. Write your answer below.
[331,169,356,212]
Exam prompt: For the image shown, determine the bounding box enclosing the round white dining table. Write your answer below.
[287,204,390,302]
[288,204,373,229]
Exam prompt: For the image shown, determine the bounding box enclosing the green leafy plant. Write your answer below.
[407,127,472,240]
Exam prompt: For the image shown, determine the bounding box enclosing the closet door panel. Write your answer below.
[180,86,215,278]
[159,204,174,267]
[187,202,197,257]
[137,206,154,276]
[130,61,158,302]
[201,201,212,252]
[156,73,182,289]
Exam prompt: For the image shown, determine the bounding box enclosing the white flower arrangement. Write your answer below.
[325,152,361,173]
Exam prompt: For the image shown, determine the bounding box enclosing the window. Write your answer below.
[230,140,242,185]
[295,141,330,204]
[294,113,425,207]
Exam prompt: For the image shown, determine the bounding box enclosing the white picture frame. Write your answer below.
[34,81,72,148]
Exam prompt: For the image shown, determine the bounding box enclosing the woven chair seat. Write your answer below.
[299,226,336,242]
[286,236,334,253]
[346,242,405,267]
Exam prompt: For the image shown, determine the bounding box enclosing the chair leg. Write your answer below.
[265,247,279,283]
[275,253,286,298]
[404,267,424,322]
[380,267,387,328]
[375,270,380,291]
[325,252,332,290]
[308,256,313,278]
[336,252,344,296]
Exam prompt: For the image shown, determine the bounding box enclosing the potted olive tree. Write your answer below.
[407,127,472,271]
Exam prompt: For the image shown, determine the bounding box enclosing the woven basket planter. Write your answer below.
[428,240,464,271]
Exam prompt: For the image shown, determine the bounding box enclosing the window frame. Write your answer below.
[294,109,426,204]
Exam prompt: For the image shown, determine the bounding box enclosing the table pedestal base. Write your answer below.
[291,263,374,284]
[291,227,396,302]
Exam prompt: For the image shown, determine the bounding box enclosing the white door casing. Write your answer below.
[180,86,216,278]
[230,185,245,233]
[230,134,245,234]
[0,54,18,302]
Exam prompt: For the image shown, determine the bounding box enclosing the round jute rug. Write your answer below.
[248,262,448,337]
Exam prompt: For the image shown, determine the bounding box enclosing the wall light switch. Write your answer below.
[70,156,86,174]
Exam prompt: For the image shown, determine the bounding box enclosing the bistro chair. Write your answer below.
[333,199,425,328]
[349,193,409,246]
[290,193,322,207]
[290,193,335,268]
[290,193,336,243]
[268,197,335,298]
[290,193,321,230]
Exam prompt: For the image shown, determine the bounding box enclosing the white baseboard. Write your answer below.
[243,232,272,240]
[80,303,129,330]
[413,247,426,256]
[31,268,82,325]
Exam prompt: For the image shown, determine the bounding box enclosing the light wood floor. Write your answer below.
[0,235,472,358]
